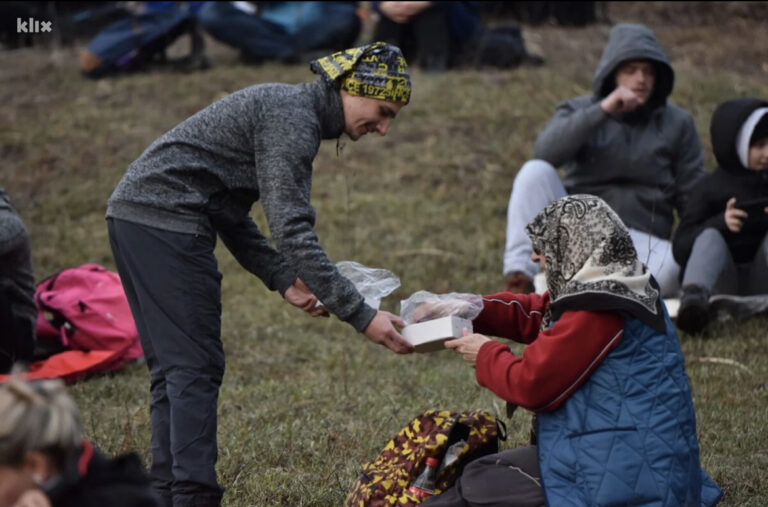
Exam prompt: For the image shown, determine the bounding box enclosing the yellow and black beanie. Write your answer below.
[310,41,411,105]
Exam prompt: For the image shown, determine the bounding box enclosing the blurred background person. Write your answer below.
[0,187,35,375]
[198,1,361,64]
[673,98,768,334]
[0,377,161,507]
[371,1,541,71]
[502,23,704,297]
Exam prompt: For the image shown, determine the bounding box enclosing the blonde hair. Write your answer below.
[0,378,83,469]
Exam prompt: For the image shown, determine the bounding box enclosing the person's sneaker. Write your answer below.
[677,285,710,335]
[505,271,535,294]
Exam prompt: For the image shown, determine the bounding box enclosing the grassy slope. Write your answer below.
[2,2,767,505]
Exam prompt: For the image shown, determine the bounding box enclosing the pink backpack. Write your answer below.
[34,264,143,368]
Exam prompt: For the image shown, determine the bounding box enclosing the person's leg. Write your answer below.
[678,227,736,334]
[294,4,361,54]
[411,5,450,71]
[627,229,681,297]
[503,160,566,286]
[108,218,225,507]
[745,232,768,295]
[197,2,291,61]
[680,228,737,294]
[109,218,174,507]
[423,446,545,507]
[372,15,414,62]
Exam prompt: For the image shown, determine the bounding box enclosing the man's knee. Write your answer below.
[695,227,726,247]
[197,2,230,32]
[513,159,558,192]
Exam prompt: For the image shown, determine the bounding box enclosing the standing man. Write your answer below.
[106,42,413,507]
[503,24,704,297]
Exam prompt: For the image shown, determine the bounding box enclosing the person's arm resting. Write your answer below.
[534,99,607,167]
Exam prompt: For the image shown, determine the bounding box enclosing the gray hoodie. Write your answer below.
[534,24,704,240]
[0,188,36,334]
[107,78,377,332]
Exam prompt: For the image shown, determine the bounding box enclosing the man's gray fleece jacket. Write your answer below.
[107,78,377,332]
[534,23,704,240]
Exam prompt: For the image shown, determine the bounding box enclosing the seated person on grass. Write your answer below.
[0,187,35,375]
[502,23,704,298]
[0,377,162,507]
[425,195,721,507]
[673,98,768,335]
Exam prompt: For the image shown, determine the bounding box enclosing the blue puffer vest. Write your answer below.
[537,311,722,506]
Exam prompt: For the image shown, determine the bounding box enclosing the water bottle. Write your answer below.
[437,439,466,476]
[407,456,439,499]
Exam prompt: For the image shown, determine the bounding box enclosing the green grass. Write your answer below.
[3,4,768,505]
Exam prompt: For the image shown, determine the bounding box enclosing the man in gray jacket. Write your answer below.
[503,24,704,297]
[107,42,412,507]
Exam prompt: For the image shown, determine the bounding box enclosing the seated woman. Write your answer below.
[0,377,162,507]
[425,195,721,506]
[673,97,768,335]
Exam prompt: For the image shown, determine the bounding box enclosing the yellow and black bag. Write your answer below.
[345,409,505,507]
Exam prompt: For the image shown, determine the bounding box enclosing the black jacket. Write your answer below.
[45,441,162,507]
[673,98,768,267]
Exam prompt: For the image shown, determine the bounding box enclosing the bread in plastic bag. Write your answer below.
[400,291,483,325]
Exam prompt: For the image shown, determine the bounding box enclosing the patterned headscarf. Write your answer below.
[310,41,411,104]
[525,195,665,331]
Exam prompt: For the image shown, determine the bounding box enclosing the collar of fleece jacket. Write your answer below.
[525,194,665,332]
[311,77,347,141]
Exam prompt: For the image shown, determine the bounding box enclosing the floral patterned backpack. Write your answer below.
[345,409,505,507]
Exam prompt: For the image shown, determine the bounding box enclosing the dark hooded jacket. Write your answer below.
[534,24,704,240]
[0,187,36,370]
[673,98,768,267]
[45,441,163,507]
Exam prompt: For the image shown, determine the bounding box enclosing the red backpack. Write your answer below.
[33,264,142,371]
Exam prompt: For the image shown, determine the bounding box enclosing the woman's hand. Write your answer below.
[444,329,492,368]
[725,197,748,233]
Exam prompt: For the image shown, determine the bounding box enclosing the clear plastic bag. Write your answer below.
[334,261,401,310]
[399,291,483,325]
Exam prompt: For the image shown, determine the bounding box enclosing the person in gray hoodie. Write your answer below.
[106,42,413,507]
[0,186,36,374]
[502,23,704,297]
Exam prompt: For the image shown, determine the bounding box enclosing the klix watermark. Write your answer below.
[17,18,53,34]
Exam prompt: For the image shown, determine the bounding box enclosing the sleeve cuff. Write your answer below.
[272,270,298,297]
[586,101,608,125]
[345,302,378,333]
[474,340,509,387]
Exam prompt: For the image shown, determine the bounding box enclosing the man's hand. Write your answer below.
[600,85,644,114]
[725,197,748,233]
[284,278,329,317]
[379,1,432,23]
[363,311,413,354]
[444,328,492,368]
